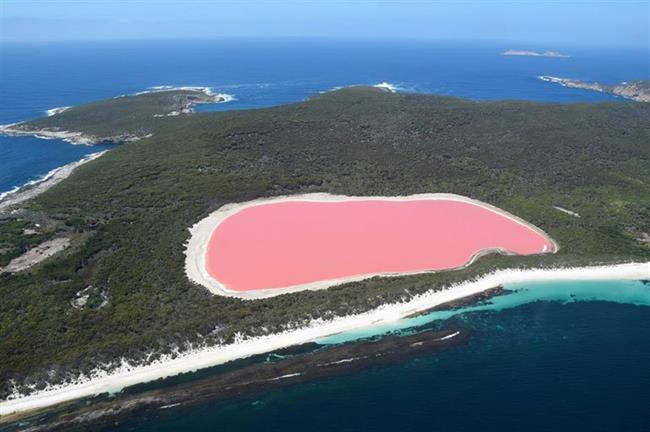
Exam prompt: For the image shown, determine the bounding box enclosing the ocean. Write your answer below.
[110,280,650,432]
[1,39,648,196]
[1,39,649,431]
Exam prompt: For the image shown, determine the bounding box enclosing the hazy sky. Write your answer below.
[1,0,648,46]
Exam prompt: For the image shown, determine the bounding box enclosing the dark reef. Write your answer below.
[1,86,648,402]
[1,328,467,431]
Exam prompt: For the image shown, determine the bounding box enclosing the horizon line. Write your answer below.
[0,36,647,49]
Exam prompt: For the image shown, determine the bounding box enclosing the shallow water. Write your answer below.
[108,279,650,432]
[319,279,650,344]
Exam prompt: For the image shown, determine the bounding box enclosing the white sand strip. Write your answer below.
[1,262,647,416]
[185,193,559,298]
[553,206,581,218]
[0,151,107,211]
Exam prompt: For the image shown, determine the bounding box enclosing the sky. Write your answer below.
[0,0,648,47]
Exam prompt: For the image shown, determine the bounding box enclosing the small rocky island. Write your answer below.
[539,76,650,102]
[501,49,569,58]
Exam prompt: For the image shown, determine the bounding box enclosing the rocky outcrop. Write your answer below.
[539,76,650,102]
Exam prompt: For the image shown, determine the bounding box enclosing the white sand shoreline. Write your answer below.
[1,262,647,417]
[185,193,559,298]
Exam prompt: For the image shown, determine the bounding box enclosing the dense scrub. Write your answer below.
[10,89,214,141]
[1,87,648,397]
[0,219,55,268]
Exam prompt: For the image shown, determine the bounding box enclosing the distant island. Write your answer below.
[501,49,570,58]
[538,76,650,102]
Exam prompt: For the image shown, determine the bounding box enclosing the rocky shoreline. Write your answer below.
[0,151,108,212]
[0,87,233,145]
[538,76,650,102]
[0,124,149,145]
[0,87,234,210]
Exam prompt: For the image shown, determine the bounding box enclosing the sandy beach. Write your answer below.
[1,261,646,417]
[185,193,559,298]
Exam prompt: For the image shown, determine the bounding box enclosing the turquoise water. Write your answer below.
[319,279,650,344]
[110,279,650,431]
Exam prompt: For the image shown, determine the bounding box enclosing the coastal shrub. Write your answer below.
[1,88,648,393]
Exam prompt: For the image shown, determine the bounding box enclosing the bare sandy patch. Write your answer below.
[1,237,71,273]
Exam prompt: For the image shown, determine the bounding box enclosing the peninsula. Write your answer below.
[0,87,232,145]
[0,86,648,418]
[538,76,650,102]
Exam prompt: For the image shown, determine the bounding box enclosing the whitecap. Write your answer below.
[0,185,21,201]
[373,82,401,93]
[45,106,71,117]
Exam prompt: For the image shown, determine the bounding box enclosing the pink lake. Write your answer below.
[205,199,555,292]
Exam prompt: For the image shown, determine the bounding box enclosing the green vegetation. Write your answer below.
[1,87,648,397]
[8,89,217,142]
[0,219,53,267]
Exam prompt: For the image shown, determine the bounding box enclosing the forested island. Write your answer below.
[0,87,649,418]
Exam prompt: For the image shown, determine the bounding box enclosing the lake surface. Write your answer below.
[206,197,554,292]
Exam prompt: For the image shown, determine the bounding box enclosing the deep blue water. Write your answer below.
[111,280,650,432]
[1,39,648,195]
[0,135,112,199]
